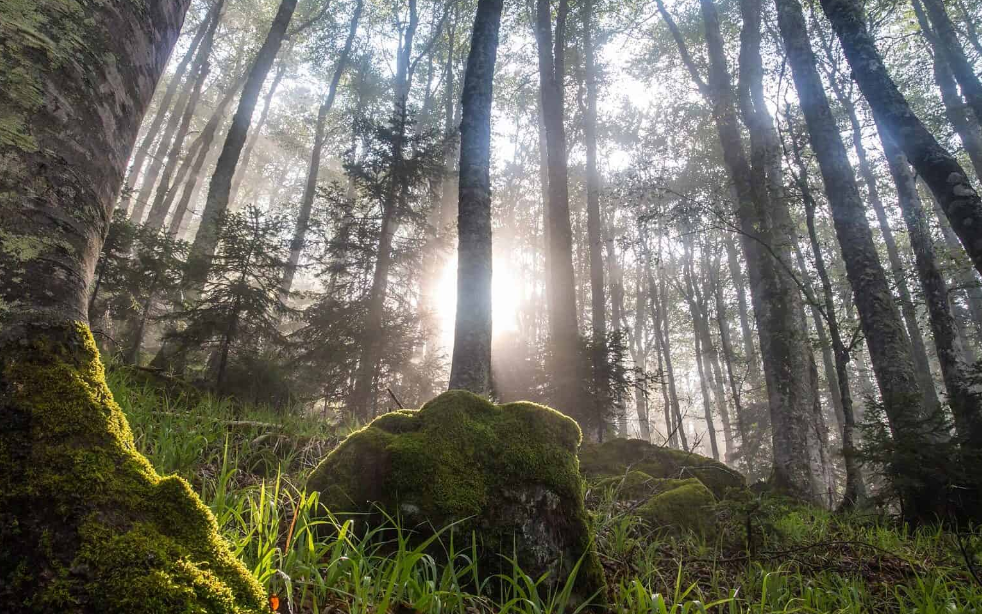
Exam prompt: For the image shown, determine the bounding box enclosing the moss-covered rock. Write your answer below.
[0,322,265,613]
[579,438,746,499]
[306,390,606,605]
[635,478,717,537]
[590,471,718,536]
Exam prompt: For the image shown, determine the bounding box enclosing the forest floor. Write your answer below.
[107,365,982,614]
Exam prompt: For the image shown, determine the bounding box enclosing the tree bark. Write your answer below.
[166,79,245,237]
[448,0,505,394]
[228,61,288,209]
[185,0,298,290]
[819,0,982,282]
[778,0,944,521]
[583,0,608,358]
[281,0,363,296]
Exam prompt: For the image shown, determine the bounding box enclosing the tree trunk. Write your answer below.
[535,0,583,420]
[878,123,982,469]
[282,0,363,296]
[651,244,689,451]
[631,259,651,442]
[778,0,944,521]
[836,89,941,414]
[910,0,982,182]
[349,0,422,419]
[819,0,982,282]
[787,120,868,509]
[920,0,982,127]
[658,0,828,503]
[121,12,211,215]
[448,0,504,394]
[724,232,762,390]
[583,0,608,388]
[166,79,244,237]
[185,0,298,290]
[0,1,265,609]
[928,187,982,345]
[713,256,750,467]
[228,61,288,209]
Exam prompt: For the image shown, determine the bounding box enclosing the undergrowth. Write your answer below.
[106,366,982,613]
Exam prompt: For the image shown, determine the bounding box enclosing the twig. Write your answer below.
[387,387,405,409]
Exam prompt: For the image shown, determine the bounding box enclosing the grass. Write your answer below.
[106,365,982,613]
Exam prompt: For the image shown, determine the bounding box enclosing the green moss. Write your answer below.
[579,438,746,499]
[307,390,605,604]
[0,322,265,612]
[636,478,717,537]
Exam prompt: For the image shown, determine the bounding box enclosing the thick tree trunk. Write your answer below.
[0,1,265,610]
[185,0,298,290]
[878,124,982,468]
[535,0,583,420]
[448,0,504,394]
[819,0,982,282]
[282,0,363,296]
[778,0,945,521]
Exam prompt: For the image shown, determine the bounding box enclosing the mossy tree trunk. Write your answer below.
[0,1,265,611]
[448,0,505,395]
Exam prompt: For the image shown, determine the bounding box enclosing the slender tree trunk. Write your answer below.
[713,260,750,466]
[583,0,608,397]
[910,0,982,182]
[166,79,244,236]
[121,12,210,215]
[787,122,868,509]
[631,259,651,442]
[794,241,845,433]
[448,0,504,394]
[819,0,982,282]
[929,188,982,345]
[535,0,583,420]
[777,0,944,521]
[228,61,288,209]
[724,233,762,389]
[349,0,421,419]
[282,0,363,296]
[652,244,689,451]
[185,0,298,290]
[878,123,982,467]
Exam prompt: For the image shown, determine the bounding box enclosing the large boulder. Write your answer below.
[306,390,606,604]
[579,438,745,499]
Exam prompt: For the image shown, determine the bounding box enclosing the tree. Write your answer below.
[186,0,299,291]
[535,0,586,423]
[818,0,982,281]
[282,0,365,296]
[0,1,264,609]
[448,0,505,394]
